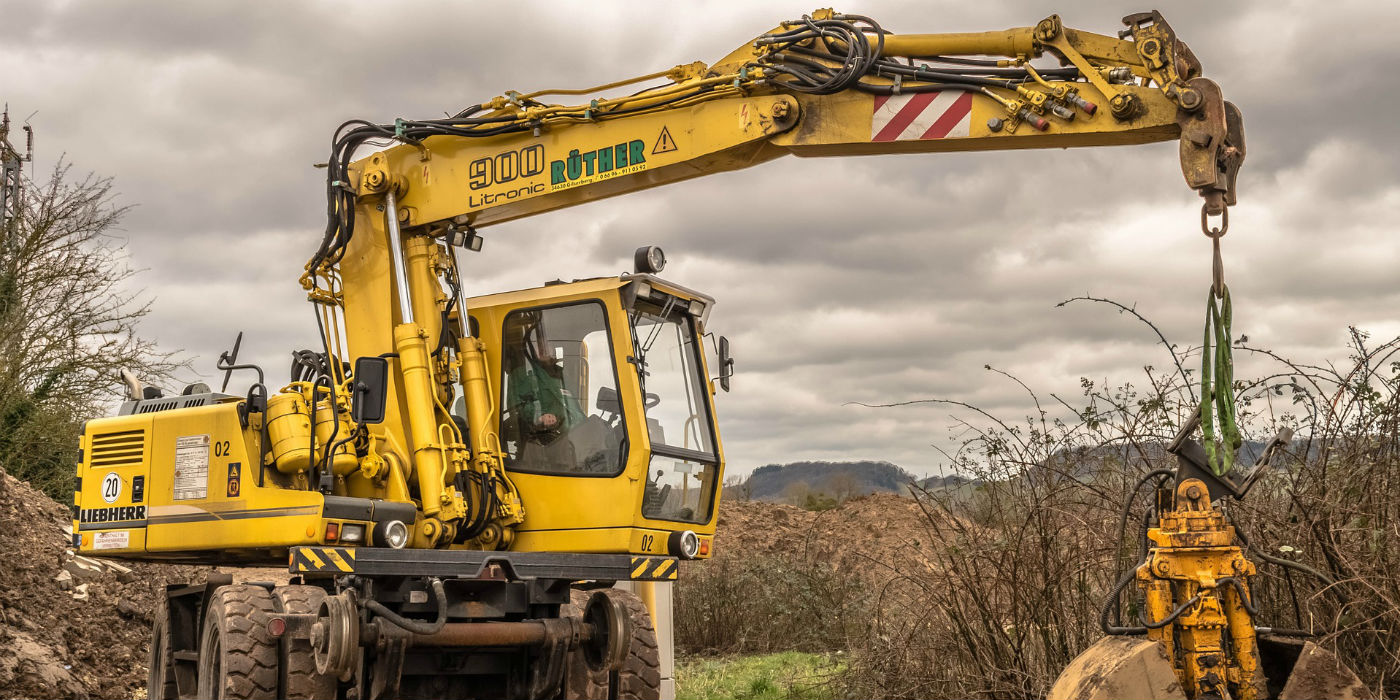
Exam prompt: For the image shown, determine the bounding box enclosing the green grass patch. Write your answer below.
[676,651,845,700]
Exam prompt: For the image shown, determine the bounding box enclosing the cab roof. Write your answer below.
[465,274,715,310]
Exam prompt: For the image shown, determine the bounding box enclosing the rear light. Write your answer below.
[698,538,711,556]
[325,522,340,542]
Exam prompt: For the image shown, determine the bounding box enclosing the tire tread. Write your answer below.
[275,585,337,700]
[200,584,280,700]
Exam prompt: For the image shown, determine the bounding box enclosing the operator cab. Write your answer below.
[465,271,725,559]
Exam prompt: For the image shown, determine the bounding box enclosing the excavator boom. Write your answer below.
[333,10,1242,237]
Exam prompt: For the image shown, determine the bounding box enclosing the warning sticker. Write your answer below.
[226,463,242,498]
[93,530,129,550]
[653,125,677,155]
[173,435,210,500]
[870,91,973,142]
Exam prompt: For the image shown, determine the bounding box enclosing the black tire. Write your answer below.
[598,588,661,700]
[147,599,178,700]
[274,585,337,700]
[197,584,280,700]
[561,590,608,700]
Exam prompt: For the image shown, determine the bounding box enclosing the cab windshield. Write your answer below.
[499,302,627,476]
[629,288,718,524]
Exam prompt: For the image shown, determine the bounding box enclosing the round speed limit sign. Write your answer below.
[101,472,122,504]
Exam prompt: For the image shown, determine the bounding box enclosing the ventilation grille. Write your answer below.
[89,429,146,469]
[136,396,209,414]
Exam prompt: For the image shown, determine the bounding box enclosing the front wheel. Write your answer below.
[561,588,661,700]
[196,584,280,700]
[599,588,661,700]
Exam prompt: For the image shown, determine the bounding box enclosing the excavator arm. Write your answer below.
[299,7,1248,555]
[322,9,1242,248]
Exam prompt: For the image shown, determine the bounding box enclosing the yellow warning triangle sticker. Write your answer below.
[653,126,677,155]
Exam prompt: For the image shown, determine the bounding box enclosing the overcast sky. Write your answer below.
[3,0,1397,480]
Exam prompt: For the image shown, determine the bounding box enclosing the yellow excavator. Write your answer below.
[71,8,1360,699]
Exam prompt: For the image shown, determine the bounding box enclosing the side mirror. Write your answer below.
[717,336,734,392]
[351,357,390,424]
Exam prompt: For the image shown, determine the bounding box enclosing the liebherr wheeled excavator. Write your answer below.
[72,8,1361,700]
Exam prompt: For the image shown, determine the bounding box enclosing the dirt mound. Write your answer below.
[0,466,212,699]
[712,493,935,574]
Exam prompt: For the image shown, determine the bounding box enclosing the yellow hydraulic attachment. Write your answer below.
[1050,419,1370,700]
[1140,477,1264,699]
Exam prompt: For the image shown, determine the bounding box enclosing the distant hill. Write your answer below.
[915,473,978,491]
[729,436,1285,506]
[728,460,919,503]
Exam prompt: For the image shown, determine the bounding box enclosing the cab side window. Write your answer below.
[500,302,626,476]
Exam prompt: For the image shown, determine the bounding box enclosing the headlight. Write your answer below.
[634,245,666,274]
[668,530,700,559]
[375,520,409,549]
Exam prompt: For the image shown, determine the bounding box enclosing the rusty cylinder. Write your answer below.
[409,621,549,648]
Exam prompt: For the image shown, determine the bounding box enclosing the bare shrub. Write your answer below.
[844,321,1400,698]
[678,304,1400,697]
[675,549,871,656]
[1225,328,1400,693]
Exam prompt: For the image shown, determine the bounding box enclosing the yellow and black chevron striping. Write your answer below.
[630,556,678,581]
[291,546,357,573]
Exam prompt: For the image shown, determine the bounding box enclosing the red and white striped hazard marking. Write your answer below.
[871,91,974,142]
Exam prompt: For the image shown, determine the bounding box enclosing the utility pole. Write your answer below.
[1,106,35,232]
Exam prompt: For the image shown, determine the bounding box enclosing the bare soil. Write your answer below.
[0,466,213,699]
[712,493,935,575]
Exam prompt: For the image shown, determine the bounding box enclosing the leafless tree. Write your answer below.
[721,474,751,502]
[824,472,861,504]
[0,161,181,500]
[781,480,811,506]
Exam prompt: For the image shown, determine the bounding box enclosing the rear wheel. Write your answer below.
[197,584,280,700]
[274,585,337,699]
[147,600,178,700]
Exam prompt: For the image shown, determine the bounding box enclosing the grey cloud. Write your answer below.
[3,0,1395,477]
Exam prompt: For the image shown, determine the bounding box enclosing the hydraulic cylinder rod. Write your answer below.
[384,189,416,325]
[881,28,1037,58]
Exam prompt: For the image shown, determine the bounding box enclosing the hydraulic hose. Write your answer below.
[1100,567,1147,635]
[1108,469,1173,626]
[1140,593,1202,630]
[364,578,448,635]
[1235,526,1337,587]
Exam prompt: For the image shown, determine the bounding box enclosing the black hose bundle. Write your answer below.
[1101,469,1173,635]
[752,13,1079,98]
